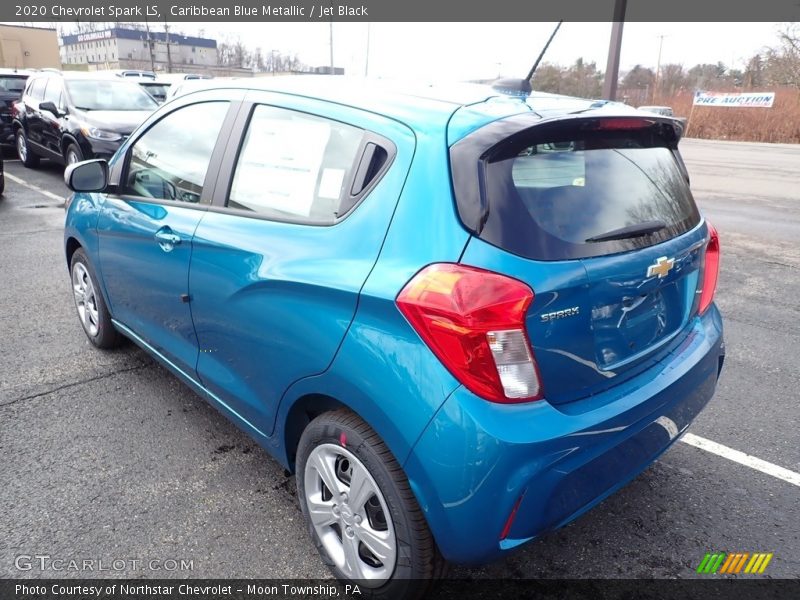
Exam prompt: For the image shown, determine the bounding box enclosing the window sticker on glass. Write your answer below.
[512,145,586,190]
[318,168,346,200]
[232,117,330,217]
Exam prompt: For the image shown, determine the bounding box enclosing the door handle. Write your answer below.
[154,227,181,251]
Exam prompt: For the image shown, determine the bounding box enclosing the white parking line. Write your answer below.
[5,172,65,203]
[681,433,800,487]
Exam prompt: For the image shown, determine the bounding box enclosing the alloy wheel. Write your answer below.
[17,134,27,162]
[72,262,100,337]
[303,443,397,584]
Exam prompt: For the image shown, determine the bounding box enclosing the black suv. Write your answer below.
[0,68,32,147]
[13,71,158,168]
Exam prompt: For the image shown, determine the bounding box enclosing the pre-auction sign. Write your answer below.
[693,91,775,108]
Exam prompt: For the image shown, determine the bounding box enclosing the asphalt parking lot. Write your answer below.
[0,138,798,580]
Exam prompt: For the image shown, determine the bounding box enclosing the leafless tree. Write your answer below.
[761,23,800,88]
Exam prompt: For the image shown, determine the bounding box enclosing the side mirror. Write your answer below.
[39,101,61,117]
[65,159,108,193]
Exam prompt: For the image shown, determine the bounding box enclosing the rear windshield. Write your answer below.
[0,75,27,95]
[65,79,158,111]
[140,83,170,101]
[460,122,700,260]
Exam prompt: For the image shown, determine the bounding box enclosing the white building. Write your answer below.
[60,27,217,73]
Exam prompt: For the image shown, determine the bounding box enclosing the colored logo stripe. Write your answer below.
[746,553,773,574]
[720,553,749,574]
[697,553,726,573]
[718,553,736,573]
[697,552,773,574]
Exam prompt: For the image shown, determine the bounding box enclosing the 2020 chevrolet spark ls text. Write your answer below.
[63,78,724,599]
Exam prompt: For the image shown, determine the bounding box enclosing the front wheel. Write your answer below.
[70,248,122,349]
[64,142,84,166]
[297,410,445,600]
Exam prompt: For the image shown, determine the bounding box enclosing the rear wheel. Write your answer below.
[16,129,39,168]
[297,409,445,600]
[70,248,122,349]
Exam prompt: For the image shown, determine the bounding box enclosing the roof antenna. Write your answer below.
[492,20,564,96]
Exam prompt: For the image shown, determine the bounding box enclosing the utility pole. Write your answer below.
[164,19,173,74]
[144,16,156,72]
[653,34,666,103]
[602,0,627,100]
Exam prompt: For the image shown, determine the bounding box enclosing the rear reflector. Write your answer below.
[500,493,525,540]
[396,263,543,403]
[698,222,720,314]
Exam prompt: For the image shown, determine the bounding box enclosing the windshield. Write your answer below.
[65,79,158,111]
[0,76,28,95]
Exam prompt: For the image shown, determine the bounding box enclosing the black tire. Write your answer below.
[64,142,84,166]
[0,171,4,196]
[16,129,40,168]
[297,409,446,600]
[69,248,123,349]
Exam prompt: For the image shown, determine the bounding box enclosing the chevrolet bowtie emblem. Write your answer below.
[647,256,675,279]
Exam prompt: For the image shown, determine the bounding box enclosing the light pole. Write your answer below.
[653,34,666,103]
[329,3,334,74]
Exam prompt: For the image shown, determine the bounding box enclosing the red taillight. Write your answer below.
[594,117,653,130]
[396,263,543,403]
[698,222,720,314]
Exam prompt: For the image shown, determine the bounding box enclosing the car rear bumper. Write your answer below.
[404,305,724,565]
[0,121,14,145]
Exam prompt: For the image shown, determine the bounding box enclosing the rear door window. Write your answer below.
[43,79,62,107]
[227,104,365,223]
[29,78,46,101]
[455,120,701,260]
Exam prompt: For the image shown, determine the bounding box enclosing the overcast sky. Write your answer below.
[188,22,785,79]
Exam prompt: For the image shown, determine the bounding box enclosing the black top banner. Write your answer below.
[4,0,800,22]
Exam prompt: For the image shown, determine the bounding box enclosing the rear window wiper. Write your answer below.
[586,220,666,243]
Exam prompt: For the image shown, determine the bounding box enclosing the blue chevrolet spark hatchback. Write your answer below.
[64,78,723,597]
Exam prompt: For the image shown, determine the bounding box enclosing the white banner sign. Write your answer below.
[693,91,775,108]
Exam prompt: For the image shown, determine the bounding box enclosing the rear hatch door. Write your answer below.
[452,113,707,405]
